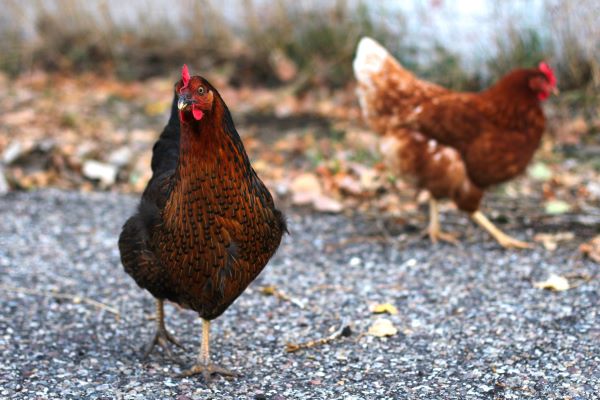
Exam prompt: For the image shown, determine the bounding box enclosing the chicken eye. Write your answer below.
[198,87,205,95]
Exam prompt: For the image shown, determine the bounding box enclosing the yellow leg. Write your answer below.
[179,319,237,381]
[143,299,184,359]
[471,211,533,249]
[427,198,458,244]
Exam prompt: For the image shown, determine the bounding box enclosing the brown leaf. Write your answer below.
[312,194,343,213]
[368,318,398,337]
[290,173,321,197]
[533,232,575,251]
[580,236,600,263]
[337,175,362,196]
[270,49,298,82]
[1,109,36,126]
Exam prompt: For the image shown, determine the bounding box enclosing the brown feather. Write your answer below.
[119,77,286,321]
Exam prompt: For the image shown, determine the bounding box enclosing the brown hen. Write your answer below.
[354,37,557,248]
[118,65,287,381]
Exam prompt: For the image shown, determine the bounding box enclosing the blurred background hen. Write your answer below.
[354,38,558,248]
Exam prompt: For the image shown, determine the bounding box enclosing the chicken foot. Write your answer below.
[427,198,459,244]
[471,211,533,249]
[179,319,238,382]
[143,299,184,359]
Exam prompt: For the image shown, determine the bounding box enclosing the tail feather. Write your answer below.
[150,92,180,176]
[353,37,447,131]
[353,37,394,90]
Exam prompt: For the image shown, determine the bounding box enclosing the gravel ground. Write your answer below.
[0,189,598,400]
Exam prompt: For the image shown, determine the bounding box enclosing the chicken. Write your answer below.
[118,65,287,381]
[353,37,557,249]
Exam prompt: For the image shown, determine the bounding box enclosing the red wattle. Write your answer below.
[192,106,204,120]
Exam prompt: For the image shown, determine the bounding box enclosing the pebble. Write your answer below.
[82,160,118,186]
[0,189,598,399]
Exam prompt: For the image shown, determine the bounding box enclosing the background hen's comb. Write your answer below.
[538,62,556,86]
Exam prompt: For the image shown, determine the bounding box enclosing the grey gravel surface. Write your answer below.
[0,189,598,400]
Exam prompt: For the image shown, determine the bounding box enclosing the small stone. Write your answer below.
[0,167,9,195]
[349,257,361,267]
[107,146,133,167]
[82,160,118,186]
[2,141,24,164]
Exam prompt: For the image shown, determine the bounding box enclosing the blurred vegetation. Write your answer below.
[1,0,599,102]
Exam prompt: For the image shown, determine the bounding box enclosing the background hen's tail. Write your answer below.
[353,37,394,94]
[353,37,447,133]
[149,92,180,177]
[353,37,398,126]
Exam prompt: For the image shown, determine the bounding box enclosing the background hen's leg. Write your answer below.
[471,211,533,249]
[427,198,458,244]
[179,319,237,381]
[143,299,184,359]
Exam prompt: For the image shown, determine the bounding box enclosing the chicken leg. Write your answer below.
[471,211,533,249]
[427,198,458,244]
[143,299,184,359]
[179,319,237,381]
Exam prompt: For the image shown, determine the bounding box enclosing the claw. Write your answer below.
[426,198,459,245]
[178,363,238,382]
[496,236,534,250]
[142,299,184,361]
[142,325,185,360]
[471,211,533,250]
[427,227,459,245]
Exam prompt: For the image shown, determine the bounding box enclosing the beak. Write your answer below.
[551,87,560,96]
[177,96,192,110]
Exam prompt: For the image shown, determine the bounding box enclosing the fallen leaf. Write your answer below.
[580,236,600,263]
[369,303,399,315]
[259,285,277,296]
[1,109,36,126]
[359,168,380,191]
[533,274,570,291]
[368,318,398,337]
[337,175,362,196]
[556,115,588,144]
[528,162,553,181]
[289,173,343,212]
[312,194,343,213]
[291,191,315,206]
[533,232,575,251]
[290,172,320,191]
[544,200,571,215]
[269,48,298,82]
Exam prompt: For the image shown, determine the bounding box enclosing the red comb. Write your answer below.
[182,64,190,88]
[539,62,556,86]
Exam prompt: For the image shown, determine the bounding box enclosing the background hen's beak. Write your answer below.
[552,87,560,95]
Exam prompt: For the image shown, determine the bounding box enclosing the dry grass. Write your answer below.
[1,0,598,102]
